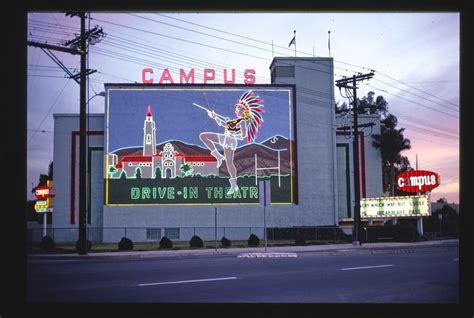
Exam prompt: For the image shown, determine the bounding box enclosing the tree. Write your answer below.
[135,167,142,179]
[335,101,350,114]
[179,163,193,177]
[358,91,389,117]
[154,167,161,179]
[32,161,53,193]
[372,114,412,195]
[336,91,389,118]
[437,197,448,204]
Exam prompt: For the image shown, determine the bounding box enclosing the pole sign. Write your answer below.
[396,170,440,193]
[34,181,55,213]
[360,195,430,219]
[35,186,51,200]
[258,180,271,207]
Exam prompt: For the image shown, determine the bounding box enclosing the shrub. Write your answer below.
[221,236,231,247]
[40,236,55,251]
[159,236,173,249]
[190,235,204,248]
[393,223,418,242]
[75,239,92,252]
[247,234,260,247]
[295,233,306,246]
[118,237,133,251]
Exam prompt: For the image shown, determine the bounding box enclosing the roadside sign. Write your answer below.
[258,180,271,207]
[360,195,429,219]
[396,170,440,193]
[34,181,56,200]
[438,213,442,220]
[35,207,53,213]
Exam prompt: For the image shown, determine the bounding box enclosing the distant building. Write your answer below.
[431,202,459,214]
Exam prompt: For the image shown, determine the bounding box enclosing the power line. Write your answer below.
[365,83,459,119]
[28,76,74,144]
[398,122,458,140]
[91,17,340,79]
[154,12,374,74]
[106,14,458,116]
[375,70,459,108]
[396,116,458,136]
[33,13,458,114]
[395,113,458,135]
[373,77,459,113]
[30,16,461,136]
[32,44,459,141]
[154,12,457,111]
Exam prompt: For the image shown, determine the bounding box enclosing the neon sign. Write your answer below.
[397,170,440,193]
[34,181,56,200]
[104,84,297,205]
[141,68,257,85]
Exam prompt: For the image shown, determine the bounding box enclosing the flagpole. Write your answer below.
[272,40,274,58]
[328,30,331,57]
[294,30,296,57]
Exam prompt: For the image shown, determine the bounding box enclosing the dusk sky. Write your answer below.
[27,12,459,203]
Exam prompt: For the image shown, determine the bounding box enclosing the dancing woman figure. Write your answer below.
[199,90,265,195]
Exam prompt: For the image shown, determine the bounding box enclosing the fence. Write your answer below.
[26,226,352,245]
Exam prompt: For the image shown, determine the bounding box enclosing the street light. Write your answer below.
[88,91,106,102]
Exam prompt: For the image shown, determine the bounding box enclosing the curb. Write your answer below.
[28,239,458,261]
[237,252,298,258]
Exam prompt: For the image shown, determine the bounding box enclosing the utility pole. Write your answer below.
[28,12,105,255]
[78,12,87,255]
[416,154,424,238]
[336,72,374,246]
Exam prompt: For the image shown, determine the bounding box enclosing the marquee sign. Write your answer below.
[397,170,440,193]
[360,195,430,219]
[104,84,297,206]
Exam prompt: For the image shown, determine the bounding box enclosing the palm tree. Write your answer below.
[372,114,411,195]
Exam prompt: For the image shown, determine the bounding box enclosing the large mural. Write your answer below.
[104,85,296,205]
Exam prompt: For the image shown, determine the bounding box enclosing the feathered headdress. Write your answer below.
[235,90,265,143]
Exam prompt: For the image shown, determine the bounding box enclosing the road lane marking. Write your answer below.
[341,264,394,271]
[138,277,237,287]
[453,258,459,261]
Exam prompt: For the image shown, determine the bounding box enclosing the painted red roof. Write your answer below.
[122,155,153,162]
[116,153,215,166]
[181,155,216,162]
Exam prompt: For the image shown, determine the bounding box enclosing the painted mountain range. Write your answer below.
[111,135,295,177]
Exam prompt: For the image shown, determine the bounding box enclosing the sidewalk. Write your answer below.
[28,239,458,260]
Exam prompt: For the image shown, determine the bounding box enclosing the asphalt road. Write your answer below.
[27,247,458,303]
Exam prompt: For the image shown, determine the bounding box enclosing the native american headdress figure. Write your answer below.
[235,90,265,143]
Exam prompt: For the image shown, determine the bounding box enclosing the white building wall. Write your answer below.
[335,114,383,220]
[52,114,105,242]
